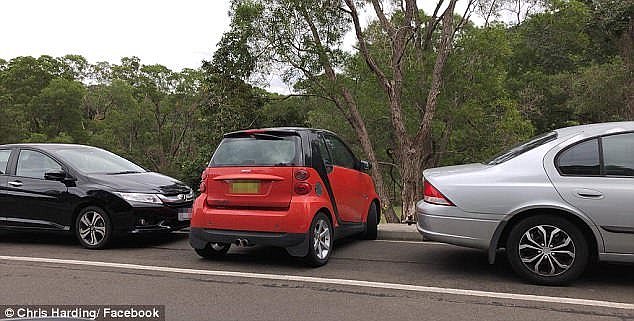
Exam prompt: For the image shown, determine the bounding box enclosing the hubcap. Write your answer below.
[519,225,575,277]
[313,219,331,260]
[78,211,106,246]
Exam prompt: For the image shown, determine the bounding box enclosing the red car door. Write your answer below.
[321,134,364,223]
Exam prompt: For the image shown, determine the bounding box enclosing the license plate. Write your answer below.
[178,207,192,221]
[230,181,260,194]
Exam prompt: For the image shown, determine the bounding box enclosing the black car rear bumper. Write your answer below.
[189,227,309,257]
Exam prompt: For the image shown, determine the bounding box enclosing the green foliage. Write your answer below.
[567,58,629,122]
[28,78,86,141]
[0,55,213,185]
[0,0,629,190]
[510,0,592,75]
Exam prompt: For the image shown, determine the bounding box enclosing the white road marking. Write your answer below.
[1,255,632,310]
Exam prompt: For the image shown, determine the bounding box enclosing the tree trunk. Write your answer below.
[297,6,399,223]
[399,147,423,222]
[358,124,399,223]
[342,89,400,223]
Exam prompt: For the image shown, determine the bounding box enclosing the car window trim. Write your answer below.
[321,133,359,170]
[0,149,14,176]
[316,134,334,166]
[555,131,634,178]
[13,148,67,181]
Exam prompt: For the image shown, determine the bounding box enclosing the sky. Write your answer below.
[1,0,231,70]
[0,0,479,93]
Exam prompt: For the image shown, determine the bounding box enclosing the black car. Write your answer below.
[0,144,193,249]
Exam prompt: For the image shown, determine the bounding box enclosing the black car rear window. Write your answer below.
[486,131,558,165]
[209,133,301,167]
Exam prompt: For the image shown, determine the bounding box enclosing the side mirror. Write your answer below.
[44,169,70,181]
[359,160,372,172]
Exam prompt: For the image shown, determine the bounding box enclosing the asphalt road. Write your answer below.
[0,230,633,321]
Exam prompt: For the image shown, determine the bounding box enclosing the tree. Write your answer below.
[225,0,438,222]
[585,0,633,117]
[341,0,475,220]
[28,78,86,141]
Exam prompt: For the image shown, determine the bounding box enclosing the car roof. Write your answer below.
[0,143,97,151]
[225,127,337,137]
[554,121,634,138]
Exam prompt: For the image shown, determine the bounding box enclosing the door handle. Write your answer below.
[574,188,603,199]
[8,181,23,187]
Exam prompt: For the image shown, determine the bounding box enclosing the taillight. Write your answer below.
[199,170,208,193]
[294,169,310,181]
[294,182,311,195]
[423,180,454,206]
[293,168,311,195]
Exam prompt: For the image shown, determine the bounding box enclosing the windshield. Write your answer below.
[55,147,146,174]
[210,135,300,167]
[486,131,558,165]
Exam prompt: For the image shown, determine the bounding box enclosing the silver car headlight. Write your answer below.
[115,192,163,205]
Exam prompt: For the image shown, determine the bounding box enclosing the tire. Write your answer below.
[195,243,231,259]
[304,212,333,267]
[75,206,113,250]
[363,202,378,240]
[506,215,589,285]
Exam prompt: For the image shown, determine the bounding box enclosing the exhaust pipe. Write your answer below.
[234,239,249,247]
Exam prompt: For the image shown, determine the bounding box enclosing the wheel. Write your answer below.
[506,215,589,285]
[195,243,231,259]
[75,206,112,249]
[363,202,378,240]
[304,212,333,267]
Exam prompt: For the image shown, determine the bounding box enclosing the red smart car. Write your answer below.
[189,128,380,266]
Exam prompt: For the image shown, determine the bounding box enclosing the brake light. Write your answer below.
[294,169,310,181]
[294,182,311,195]
[243,129,265,134]
[199,181,206,193]
[423,180,454,206]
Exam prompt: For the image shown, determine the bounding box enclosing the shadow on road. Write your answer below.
[2,229,632,288]
[406,244,634,288]
[0,230,188,249]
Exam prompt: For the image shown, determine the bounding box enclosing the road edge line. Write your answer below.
[1,255,632,310]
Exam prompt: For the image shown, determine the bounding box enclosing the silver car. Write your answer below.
[417,121,634,285]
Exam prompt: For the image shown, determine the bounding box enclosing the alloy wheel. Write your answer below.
[78,211,107,246]
[518,225,576,277]
[313,219,331,260]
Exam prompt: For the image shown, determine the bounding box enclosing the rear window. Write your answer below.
[0,150,11,174]
[210,134,301,167]
[486,131,558,165]
[557,139,601,176]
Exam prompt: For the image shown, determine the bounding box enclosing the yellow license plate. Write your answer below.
[230,181,260,194]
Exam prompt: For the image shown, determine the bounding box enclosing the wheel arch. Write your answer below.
[316,207,334,227]
[488,206,602,264]
[71,198,111,231]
